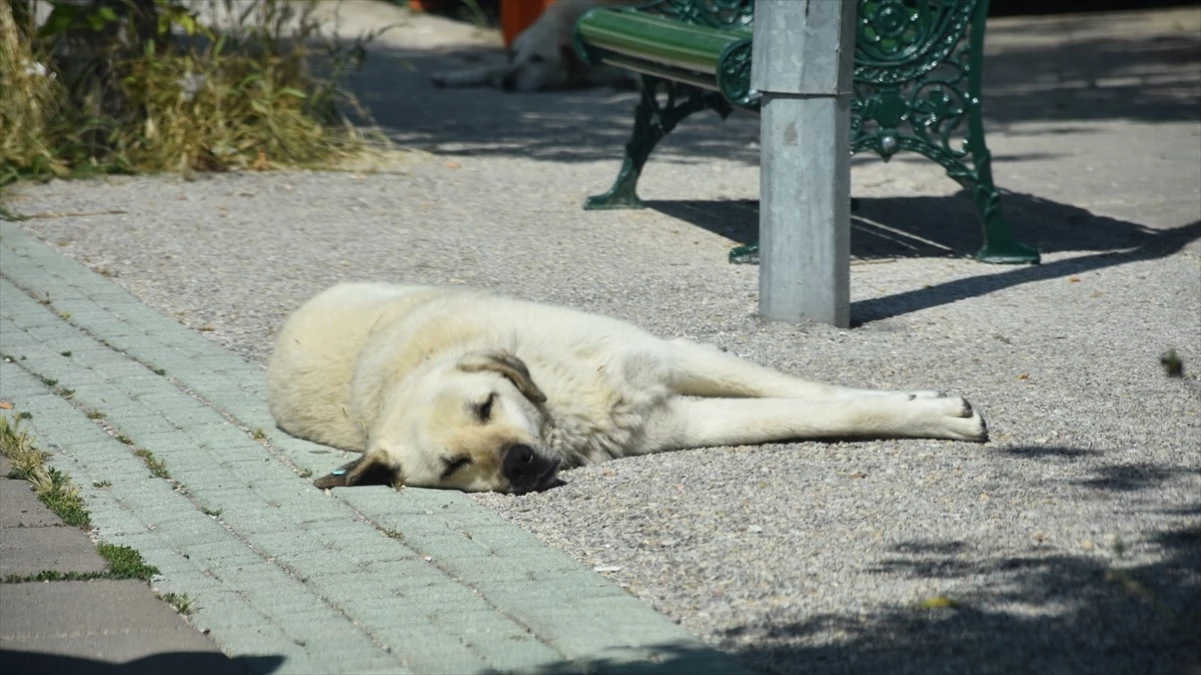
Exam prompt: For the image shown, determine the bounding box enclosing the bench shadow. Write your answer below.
[649,195,1200,324]
[648,191,1170,255]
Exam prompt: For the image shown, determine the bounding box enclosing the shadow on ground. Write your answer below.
[0,650,281,675]
[982,16,1201,124]
[343,10,1198,164]
[648,189,1180,255]
[850,219,1200,323]
[715,450,1201,675]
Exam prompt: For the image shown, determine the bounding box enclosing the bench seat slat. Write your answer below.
[577,9,750,74]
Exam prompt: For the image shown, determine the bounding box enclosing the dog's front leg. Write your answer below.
[641,395,987,451]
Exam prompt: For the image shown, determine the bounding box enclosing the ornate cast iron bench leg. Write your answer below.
[851,0,1037,264]
[732,0,1038,265]
[585,75,731,210]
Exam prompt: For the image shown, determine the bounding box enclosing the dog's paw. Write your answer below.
[926,395,988,442]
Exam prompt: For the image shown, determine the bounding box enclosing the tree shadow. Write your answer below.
[348,41,760,164]
[999,445,1102,460]
[1076,462,1200,492]
[710,452,1201,675]
[982,17,1201,124]
[334,8,1197,166]
[0,650,282,675]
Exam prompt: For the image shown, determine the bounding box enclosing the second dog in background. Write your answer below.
[430,0,638,91]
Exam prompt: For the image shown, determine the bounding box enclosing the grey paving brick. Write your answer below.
[0,526,108,577]
[0,478,61,527]
[0,581,185,637]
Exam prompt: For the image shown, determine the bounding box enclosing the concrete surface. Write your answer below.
[2,2,1200,675]
[0,462,245,674]
[0,526,107,578]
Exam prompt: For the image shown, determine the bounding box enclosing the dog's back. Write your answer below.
[267,283,453,449]
[268,282,672,457]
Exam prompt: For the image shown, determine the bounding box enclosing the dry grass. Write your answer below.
[1,0,390,186]
[0,2,70,181]
[0,413,91,528]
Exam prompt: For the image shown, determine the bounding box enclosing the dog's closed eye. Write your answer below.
[475,393,497,422]
[441,455,472,479]
[528,54,546,64]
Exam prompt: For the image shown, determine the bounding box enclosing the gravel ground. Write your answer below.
[5,4,1199,674]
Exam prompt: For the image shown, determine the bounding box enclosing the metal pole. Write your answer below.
[752,0,857,327]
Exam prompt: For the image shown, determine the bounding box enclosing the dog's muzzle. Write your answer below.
[503,444,559,493]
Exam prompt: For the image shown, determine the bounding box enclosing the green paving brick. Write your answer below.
[516,607,631,657]
[433,553,525,585]
[469,579,570,611]
[307,648,410,672]
[401,533,495,560]
[370,624,490,675]
[361,558,447,584]
[304,572,374,598]
[396,581,493,614]
[249,532,333,560]
[187,590,273,630]
[336,595,431,626]
[461,629,566,673]
[454,524,546,551]
[182,539,266,569]
[272,609,371,642]
[529,569,629,598]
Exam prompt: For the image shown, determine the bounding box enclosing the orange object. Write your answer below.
[502,0,557,48]
[409,0,456,10]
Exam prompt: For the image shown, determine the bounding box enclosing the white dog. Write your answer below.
[430,0,637,91]
[267,283,988,494]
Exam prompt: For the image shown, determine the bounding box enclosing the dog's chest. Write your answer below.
[531,348,672,467]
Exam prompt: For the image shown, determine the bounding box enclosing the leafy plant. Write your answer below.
[2,0,387,186]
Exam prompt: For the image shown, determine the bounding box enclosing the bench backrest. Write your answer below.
[630,0,986,82]
[635,0,753,32]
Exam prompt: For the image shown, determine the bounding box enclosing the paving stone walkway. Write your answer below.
[0,222,751,674]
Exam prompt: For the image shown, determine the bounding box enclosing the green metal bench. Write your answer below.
[573,0,1040,264]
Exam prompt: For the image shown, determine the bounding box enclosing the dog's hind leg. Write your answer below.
[663,339,940,401]
[640,395,987,452]
[430,63,512,89]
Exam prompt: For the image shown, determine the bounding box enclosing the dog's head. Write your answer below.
[500,23,581,92]
[313,350,561,494]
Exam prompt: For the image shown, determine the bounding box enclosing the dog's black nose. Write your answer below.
[500,73,517,91]
[502,444,557,491]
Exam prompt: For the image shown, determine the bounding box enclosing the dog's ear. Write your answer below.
[457,350,547,404]
[312,447,400,489]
